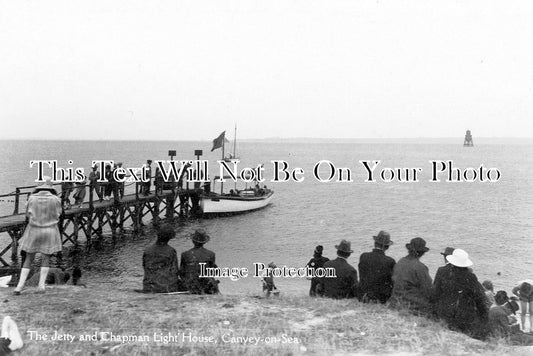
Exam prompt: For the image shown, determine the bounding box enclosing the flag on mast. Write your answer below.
[211,131,226,152]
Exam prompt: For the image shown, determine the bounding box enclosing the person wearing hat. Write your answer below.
[141,159,153,196]
[358,231,396,304]
[390,237,432,314]
[489,290,533,345]
[317,240,358,299]
[141,224,183,293]
[14,177,63,295]
[180,229,219,294]
[512,279,533,332]
[433,248,489,340]
[432,247,455,298]
[306,245,330,297]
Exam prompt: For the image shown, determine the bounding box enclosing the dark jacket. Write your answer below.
[391,255,432,312]
[358,249,396,303]
[307,255,330,296]
[433,266,489,339]
[143,244,181,293]
[180,246,218,294]
[319,257,358,299]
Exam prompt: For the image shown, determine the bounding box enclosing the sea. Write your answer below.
[0,139,532,295]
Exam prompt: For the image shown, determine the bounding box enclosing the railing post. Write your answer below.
[13,188,20,214]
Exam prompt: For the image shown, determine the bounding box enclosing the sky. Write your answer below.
[1,0,532,140]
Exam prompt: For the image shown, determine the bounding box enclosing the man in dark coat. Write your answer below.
[358,231,396,303]
[317,240,358,299]
[433,247,455,286]
[433,248,489,340]
[306,245,329,297]
[180,229,219,294]
[390,237,433,314]
[142,224,182,293]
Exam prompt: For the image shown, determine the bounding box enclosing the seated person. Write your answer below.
[180,229,219,294]
[489,291,533,345]
[142,224,183,293]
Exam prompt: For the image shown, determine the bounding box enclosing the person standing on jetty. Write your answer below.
[433,249,489,340]
[306,245,329,297]
[180,229,219,294]
[142,224,182,293]
[390,237,432,314]
[358,231,395,304]
[512,279,533,332]
[317,240,358,299]
[14,177,63,295]
[142,159,152,196]
[88,165,102,201]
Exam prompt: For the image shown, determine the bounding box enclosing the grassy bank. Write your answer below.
[0,285,530,356]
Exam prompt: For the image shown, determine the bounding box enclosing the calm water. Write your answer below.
[0,140,532,295]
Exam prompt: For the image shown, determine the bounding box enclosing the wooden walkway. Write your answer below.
[0,182,201,267]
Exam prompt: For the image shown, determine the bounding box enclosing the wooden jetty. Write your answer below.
[0,180,201,267]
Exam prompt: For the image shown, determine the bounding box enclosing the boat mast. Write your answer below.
[221,134,225,194]
[233,123,237,191]
[233,123,237,158]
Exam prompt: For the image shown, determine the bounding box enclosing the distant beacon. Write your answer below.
[464,130,474,147]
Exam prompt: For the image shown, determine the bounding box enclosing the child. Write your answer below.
[262,262,279,297]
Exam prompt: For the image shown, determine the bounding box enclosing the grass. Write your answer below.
[1,285,531,356]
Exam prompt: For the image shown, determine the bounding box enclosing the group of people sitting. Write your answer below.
[305,231,533,345]
[141,225,219,294]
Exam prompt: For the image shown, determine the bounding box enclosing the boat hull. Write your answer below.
[200,191,274,215]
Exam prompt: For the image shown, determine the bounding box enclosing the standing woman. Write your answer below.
[512,279,533,332]
[14,176,63,294]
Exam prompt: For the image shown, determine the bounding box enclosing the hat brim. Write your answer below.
[446,255,473,267]
[335,244,353,253]
[373,236,393,246]
[192,236,210,244]
[406,243,429,252]
[33,187,58,195]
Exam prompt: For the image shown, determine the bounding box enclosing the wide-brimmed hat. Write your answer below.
[191,229,210,244]
[33,176,57,194]
[406,237,429,253]
[446,248,473,267]
[335,239,353,254]
[373,231,393,246]
[440,247,455,257]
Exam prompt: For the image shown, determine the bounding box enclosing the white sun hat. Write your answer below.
[446,248,473,267]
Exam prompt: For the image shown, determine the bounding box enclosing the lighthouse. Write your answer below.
[464,130,474,147]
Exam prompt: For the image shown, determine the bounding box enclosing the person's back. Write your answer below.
[180,229,218,294]
[319,240,358,299]
[359,249,395,303]
[391,238,432,313]
[143,244,180,293]
[433,249,489,340]
[142,224,181,293]
[26,191,62,228]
